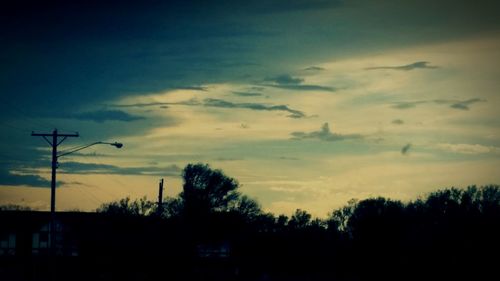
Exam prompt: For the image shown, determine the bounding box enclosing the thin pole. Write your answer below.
[158,179,164,215]
[31,129,79,258]
[51,129,57,214]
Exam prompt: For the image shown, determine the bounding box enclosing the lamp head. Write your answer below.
[112,142,123,148]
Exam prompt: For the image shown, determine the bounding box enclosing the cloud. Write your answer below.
[267,84,336,92]
[203,98,306,118]
[112,99,201,108]
[265,74,304,85]
[232,91,263,97]
[303,66,325,71]
[0,167,51,188]
[401,143,412,155]
[58,162,182,176]
[449,98,484,110]
[392,119,404,125]
[175,86,208,91]
[279,156,300,160]
[391,98,485,110]
[112,97,305,118]
[436,143,500,155]
[391,101,426,109]
[291,123,362,141]
[263,74,336,92]
[63,110,145,123]
[366,61,438,71]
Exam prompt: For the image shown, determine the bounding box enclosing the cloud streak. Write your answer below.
[113,98,306,118]
[59,162,182,176]
[391,98,485,110]
[263,74,336,92]
[203,98,306,118]
[401,143,412,155]
[62,110,145,123]
[366,61,438,71]
[0,166,51,188]
[291,123,362,141]
[232,91,263,97]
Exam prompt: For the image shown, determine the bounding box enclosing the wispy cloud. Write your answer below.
[366,61,438,71]
[401,143,412,155]
[291,123,362,141]
[449,98,484,110]
[303,66,325,71]
[391,98,485,110]
[62,110,145,123]
[112,98,306,118]
[0,166,50,188]
[232,91,263,97]
[59,162,182,176]
[265,74,304,85]
[392,119,404,125]
[175,86,208,91]
[436,143,500,155]
[204,98,306,118]
[263,74,336,92]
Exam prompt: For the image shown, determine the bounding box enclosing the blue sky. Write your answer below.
[1,0,500,216]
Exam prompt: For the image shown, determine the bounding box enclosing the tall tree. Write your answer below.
[180,163,240,216]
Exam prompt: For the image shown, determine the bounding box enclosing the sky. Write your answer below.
[1,0,500,217]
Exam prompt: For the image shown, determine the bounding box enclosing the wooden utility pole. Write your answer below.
[32,129,79,260]
[31,129,79,214]
[158,178,164,215]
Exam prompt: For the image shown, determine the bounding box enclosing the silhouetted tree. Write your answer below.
[288,209,312,229]
[180,163,240,216]
[0,204,32,211]
[228,195,262,221]
[97,196,155,216]
[159,197,184,219]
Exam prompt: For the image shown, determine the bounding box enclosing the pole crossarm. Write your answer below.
[31,132,79,137]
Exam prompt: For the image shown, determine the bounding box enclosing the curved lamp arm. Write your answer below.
[57,141,123,158]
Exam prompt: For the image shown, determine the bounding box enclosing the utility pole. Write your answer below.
[31,129,79,255]
[158,178,164,215]
[32,129,79,214]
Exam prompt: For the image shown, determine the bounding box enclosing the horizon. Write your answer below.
[1,0,500,217]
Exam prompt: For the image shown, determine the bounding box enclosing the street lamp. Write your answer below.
[57,141,123,158]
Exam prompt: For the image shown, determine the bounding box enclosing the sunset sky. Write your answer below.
[1,0,500,216]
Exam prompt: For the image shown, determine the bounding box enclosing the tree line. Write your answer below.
[92,163,499,281]
[1,163,498,281]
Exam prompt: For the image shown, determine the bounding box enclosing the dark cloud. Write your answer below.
[59,162,182,176]
[401,143,412,155]
[176,86,208,91]
[391,98,485,110]
[279,156,300,160]
[263,74,335,92]
[267,84,336,92]
[63,110,145,123]
[203,98,306,118]
[232,91,263,97]
[116,97,298,118]
[265,74,304,85]
[291,123,362,141]
[391,101,425,109]
[303,66,325,71]
[366,61,438,71]
[450,98,484,110]
[214,157,244,162]
[112,99,201,108]
[0,164,50,188]
[392,119,404,125]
